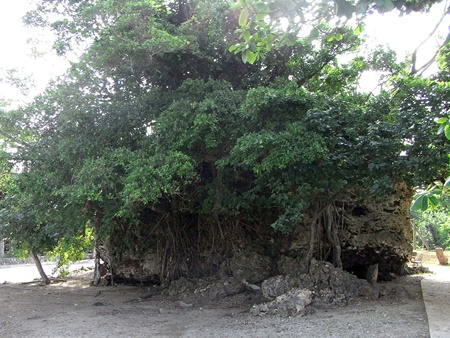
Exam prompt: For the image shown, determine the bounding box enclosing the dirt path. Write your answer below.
[0,267,430,338]
[422,264,450,338]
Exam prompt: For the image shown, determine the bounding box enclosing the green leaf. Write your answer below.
[444,124,450,140]
[256,13,267,20]
[335,33,343,41]
[429,195,440,207]
[242,49,249,63]
[435,117,448,124]
[410,198,421,211]
[411,195,427,212]
[335,0,355,19]
[310,27,320,39]
[358,23,365,33]
[353,23,364,35]
[243,31,251,42]
[228,45,238,53]
[246,50,257,64]
[421,196,429,210]
[356,0,370,15]
[230,0,244,10]
[433,189,442,195]
[257,30,266,38]
[239,8,248,26]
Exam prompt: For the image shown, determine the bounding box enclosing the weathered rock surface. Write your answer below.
[281,182,413,281]
[229,249,273,284]
[250,288,312,317]
[340,182,413,279]
[112,252,162,285]
[162,276,250,304]
[95,183,413,287]
[263,259,368,308]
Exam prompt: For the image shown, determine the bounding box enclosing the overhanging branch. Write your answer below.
[410,0,449,75]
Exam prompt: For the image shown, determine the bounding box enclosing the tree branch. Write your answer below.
[410,0,449,75]
[0,129,30,148]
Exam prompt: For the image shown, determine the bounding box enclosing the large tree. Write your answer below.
[1,0,449,282]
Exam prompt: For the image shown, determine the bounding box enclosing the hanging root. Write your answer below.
[324,204,342,269]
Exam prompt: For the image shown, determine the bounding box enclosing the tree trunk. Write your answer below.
[176,0,192,23]
[92,245,101,286]
[30,250,50,284]
[435,248,448,265]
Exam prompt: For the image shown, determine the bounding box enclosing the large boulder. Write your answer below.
[340,182,413,279]
[281,182,413,280]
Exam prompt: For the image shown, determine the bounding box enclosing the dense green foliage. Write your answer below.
[412,194,450,249]
[1,0,449,278]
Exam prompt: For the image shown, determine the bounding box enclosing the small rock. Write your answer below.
[207,284,227,300]
[366,264,379,286]
[250,288,312,317]
[243,279,261,292]
[223,279,246,296]
[261,275,291,299]
[179,301,193,308]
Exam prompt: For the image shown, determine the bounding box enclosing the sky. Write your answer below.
[0,0,449,105]
[357,2,450,91]
[363,2,450,73]
[0,0,68,106]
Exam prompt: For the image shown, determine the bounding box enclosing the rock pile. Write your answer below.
[251,259,370,316]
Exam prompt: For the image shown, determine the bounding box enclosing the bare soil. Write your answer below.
[0,261,434,338]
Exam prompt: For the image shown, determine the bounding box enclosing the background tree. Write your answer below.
[0,92,92,282]
[411,196,450,249]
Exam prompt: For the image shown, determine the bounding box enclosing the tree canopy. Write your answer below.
[229,0,447,63]
[1,0,450,280]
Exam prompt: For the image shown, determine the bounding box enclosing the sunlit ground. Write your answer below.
[0,260,94,284]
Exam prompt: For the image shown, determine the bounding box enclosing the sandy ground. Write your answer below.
[0,260,95,284]
[0,253,444,338]
[421,264,450,338]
